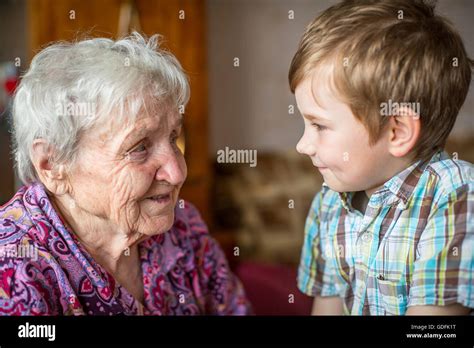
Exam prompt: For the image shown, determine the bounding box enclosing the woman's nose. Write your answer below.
[154,153,187,185]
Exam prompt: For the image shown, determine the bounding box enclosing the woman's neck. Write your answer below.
[49,192,144,275]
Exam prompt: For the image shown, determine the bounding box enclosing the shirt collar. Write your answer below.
[381,150,447,204]
[333,150,447,210]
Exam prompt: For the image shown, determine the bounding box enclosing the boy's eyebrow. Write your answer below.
[302,113,330,122]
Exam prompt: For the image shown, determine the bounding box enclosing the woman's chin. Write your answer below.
[139,212,175,236]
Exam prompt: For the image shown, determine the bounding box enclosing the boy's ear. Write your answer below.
[387,106,421,158]
[31,139,71,196]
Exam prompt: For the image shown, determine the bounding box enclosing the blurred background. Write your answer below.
[0,0,472,315]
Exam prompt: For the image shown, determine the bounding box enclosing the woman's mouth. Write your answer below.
[146,193,172,205]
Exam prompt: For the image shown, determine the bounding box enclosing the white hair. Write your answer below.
[12,32,190,185]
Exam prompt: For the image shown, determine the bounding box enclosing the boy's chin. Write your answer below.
[323,177,360,193]
[325,183,349,193]
[320,174,345,192]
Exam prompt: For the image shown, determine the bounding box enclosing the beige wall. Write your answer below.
[207,0,474,154]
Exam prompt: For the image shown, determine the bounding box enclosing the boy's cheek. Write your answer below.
[325,137,359,167]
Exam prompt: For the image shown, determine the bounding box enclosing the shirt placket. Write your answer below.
[351,202,381,314]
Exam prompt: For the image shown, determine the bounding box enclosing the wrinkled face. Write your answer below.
[68,101,187,236]
[295,73,391,193]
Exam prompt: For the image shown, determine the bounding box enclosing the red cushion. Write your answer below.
[235,261,313,315]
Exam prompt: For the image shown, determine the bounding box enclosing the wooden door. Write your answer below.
[27,0,211,224]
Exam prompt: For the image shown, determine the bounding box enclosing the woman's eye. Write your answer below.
[170,133,179,144]
[131,143,147,153]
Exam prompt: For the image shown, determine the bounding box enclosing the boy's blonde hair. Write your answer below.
[289,0,473,161]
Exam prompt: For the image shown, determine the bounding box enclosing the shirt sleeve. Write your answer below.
[186,202,253,315]
[408,184,473,309]
[297,190,340,297]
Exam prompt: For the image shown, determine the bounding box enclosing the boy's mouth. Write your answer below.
[312,159,328,170]
[315,165,329,173]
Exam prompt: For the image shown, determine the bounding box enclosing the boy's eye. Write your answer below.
[311,123,327,131]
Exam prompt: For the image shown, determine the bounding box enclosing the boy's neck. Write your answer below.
[364,185,383,199]
[352,190,370,214]
[353,155,420,214]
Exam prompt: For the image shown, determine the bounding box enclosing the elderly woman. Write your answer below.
[0,33,251,315]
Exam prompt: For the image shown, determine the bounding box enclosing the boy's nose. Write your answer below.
[296,133,316,157]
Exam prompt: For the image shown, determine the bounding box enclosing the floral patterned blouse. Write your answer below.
[0,183,251,315]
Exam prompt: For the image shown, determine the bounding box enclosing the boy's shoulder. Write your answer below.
[424,155,473,196]
[412,152,473,211]
[307,184,341,222]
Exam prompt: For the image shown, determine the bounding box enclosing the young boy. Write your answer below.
[289,0,473,315]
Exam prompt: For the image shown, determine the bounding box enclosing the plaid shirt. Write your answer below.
[298,151,474,315]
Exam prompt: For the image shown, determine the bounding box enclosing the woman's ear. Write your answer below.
[31,139,70,195]
[387,106,421,158]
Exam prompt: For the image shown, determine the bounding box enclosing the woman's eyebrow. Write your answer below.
[125,126,153,142]
[118,114,184,151]
[118,125,157,152]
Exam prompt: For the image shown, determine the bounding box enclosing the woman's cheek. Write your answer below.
[128,165,158,198]
[178,154,188,184]
[108,168,149,219]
